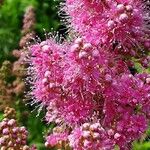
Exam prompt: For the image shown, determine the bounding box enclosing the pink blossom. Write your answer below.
[28,37,150,150]
[27,0,150,149]
[64,0,150,59]
[114,114,148,149]
[28,39,66,106]
[45,132,68,147]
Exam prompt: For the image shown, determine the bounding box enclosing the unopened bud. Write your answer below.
[119,13,128,23]
[75,38,83,45]
[42,45,50,52]
[107,20,115,29]
[126,5,133,12]
[117,4,125,12]
[70,44,80,52]
[114,133,121,139]
[44,71,51,77]
[83,43,92,50]
[79,51,88,59]
[83,131,91,138]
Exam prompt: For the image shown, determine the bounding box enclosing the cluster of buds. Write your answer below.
[68,122,114,150]
[0,108,37,150]
[0,118,28,149]
[20,6,36,48]
[140,56,150,68]
[70,38,100,59]
[107,3,134,28]
[0,60,25,111]
[45,126,70,150]
[11,5,36,98]
[0,61,14,110]
[0,61,12,81]
[13,5,36,77]
[81,123,106,147]
[3,107,16,119]
[22,6,36,35]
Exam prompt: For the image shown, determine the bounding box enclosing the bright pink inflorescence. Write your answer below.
[27,0,150,149]
[65,0,150,65]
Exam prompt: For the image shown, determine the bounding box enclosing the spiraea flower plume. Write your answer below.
[64,0,150,65]
[26,0,150,149]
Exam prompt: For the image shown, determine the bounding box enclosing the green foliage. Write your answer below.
[0,0,60,64]
[133,142,150,150]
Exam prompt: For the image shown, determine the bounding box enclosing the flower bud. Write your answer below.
[117,4,125,13]
[42,78,48,85]
[8,141,13,146]
[8,119,16,126]
[82,123,90,130]
[144,41,150,48]
[108,129,114,136]
[12,127,19,133]
[114,133,121,139]
[79,51,88,59]
[42,45,50,52]
[126,5,133,12]
[44,71,51,77]
[45,142,50,147]
[20,126,26,132]
[70,44,80,52]
[75,38,83,45]
[1,146,7,150]
[90,123,100,131]
[49,83,55,89]
[23,145,30,150]
[0,137,5,145]
[83,43,92,50]
[40,41,47,47]
[119,13,128,23]
[107,20,115,29]
[146,78,150,84]
[83,139,91,147]
[93,132,100,139]
[2,128,9,135]
[82,131,91,138]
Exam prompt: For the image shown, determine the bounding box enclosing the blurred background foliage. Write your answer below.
[0,0,61,63]
[0,0,149,149]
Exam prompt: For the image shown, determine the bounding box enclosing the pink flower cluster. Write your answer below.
[65,0,150,65]
[27,0,150,149]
